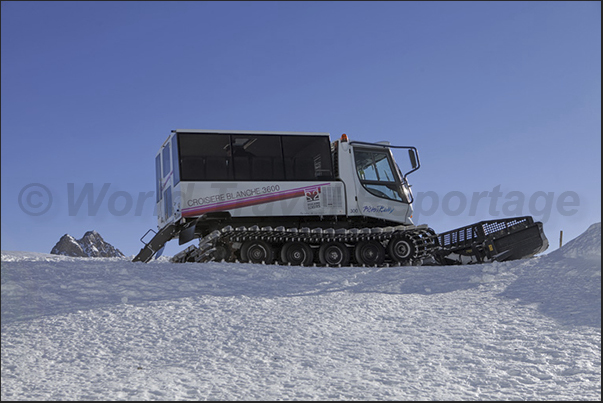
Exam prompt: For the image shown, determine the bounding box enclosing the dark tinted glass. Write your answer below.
[282,136,333,180]
[178,133,232,181]
[176,132,333,182]
[231,135,284,180]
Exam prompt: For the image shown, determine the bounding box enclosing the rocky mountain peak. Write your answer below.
[50,231,125,258]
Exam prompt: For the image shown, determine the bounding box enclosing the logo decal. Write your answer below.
[305,187,321,210]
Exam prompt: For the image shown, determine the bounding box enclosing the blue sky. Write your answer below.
[2,1,600,257]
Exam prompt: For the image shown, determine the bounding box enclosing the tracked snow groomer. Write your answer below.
[134,130,548,266]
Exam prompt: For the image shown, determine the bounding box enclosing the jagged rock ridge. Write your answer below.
[50,231,125,257]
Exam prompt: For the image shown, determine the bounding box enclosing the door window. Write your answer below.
[354,149,404,202]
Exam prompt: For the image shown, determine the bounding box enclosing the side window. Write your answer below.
[164,186,172,219]
[162,143,171,177]
[231,134,284,181]
[178,133,232,181]
[355,150,377,180]
[282,136,333,181]
[155,154,162,203]
[354,148,403,202]
[175,133,333,182]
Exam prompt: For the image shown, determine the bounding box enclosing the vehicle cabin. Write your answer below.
[155,130,337,225]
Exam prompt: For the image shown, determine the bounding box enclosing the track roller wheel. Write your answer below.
[212,242,232,262]
[281,241,314,266]
[354,240,385,266]
[387,233,417,264]
[319,241,350,267]
[241,240,274,264]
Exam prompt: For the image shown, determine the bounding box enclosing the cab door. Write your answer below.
[352,147,413,225]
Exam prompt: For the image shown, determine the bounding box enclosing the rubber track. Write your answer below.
[172,224,438,266]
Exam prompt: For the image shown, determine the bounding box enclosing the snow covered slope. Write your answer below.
[1,223,600,400]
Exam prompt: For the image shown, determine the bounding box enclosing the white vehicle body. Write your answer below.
[155,130,415,231]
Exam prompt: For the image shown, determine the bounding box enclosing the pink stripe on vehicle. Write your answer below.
[181,183,329,217]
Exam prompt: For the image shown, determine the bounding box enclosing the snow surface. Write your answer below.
[1,223,601,400]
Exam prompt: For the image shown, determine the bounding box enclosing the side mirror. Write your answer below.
[408,149,418,169]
